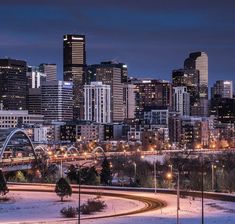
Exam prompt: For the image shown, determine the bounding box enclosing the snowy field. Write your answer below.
[0,190,144,223]
[0,190,235,224]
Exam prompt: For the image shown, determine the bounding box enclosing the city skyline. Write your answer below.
[0,0,234,88]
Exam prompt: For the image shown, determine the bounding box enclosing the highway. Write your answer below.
[1,147,235,168]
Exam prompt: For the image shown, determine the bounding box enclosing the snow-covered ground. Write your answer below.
[88,192,235,224]
[1,190,235,224]
[0,190,144,223]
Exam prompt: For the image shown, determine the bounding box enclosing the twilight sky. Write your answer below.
[0,0,234,88]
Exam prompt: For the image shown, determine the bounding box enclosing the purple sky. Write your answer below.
[0,0,234,88]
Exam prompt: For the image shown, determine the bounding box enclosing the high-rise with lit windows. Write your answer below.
[173,86,190,116]
[211,80,233,99]
[184,52,209,116]
[39,63,57,81]
[133,79,172,122]
[41,81,73,121]
[184,52,208,99]
[0,58,27,110]
[63,34,86,120]
[95,61,126,122]
[84,81,111,124]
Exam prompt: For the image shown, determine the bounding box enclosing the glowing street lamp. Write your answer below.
[211,164,217,191]
[166,170,180,224]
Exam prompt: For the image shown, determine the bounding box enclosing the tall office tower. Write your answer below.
[41,81,73,121]
[168,111,182,145]
[84,81,111,124]
[85,64,97,85]
[134,79,172,122]
[172,69,199,104]
[39,63,57,81]
[123,83,136,119]
[173,86,190,116]
[210,97,235,124]
[63,34,86,120]
[27,66,46,88]
[28,88,42,115]
[211,80,233,99]
[172,68,208,117]
[184,52,208,99]
[0,58,27,110]
[95,61,126,122]
[181,116,202,149]
[85,61,128,85]
[120,63,128,83]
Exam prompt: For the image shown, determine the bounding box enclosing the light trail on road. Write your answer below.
[8,183,166,223]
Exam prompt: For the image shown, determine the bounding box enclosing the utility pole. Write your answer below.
[78,166,81,224]
[154,161,157,194]
[177,171,180,224]
[201,155,204,224]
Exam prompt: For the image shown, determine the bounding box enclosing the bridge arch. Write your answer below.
[67,146,80,155]
[0,129,37,161]
[34,145,48,156]
[92,146,105,160]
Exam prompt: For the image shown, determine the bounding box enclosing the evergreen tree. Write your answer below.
[55,177,72,201]
[100,157,112,185]
[81,166,99,185]
[67,164,78,183]
[0,169,9,196]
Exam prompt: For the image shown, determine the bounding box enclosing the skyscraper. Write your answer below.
[84,81,111,124]
[63,34,86,119]
[95,61,125,122]
[211,80,233,99]
[41,81,73,121]
[173,86,190,116]
[184,52,209,117]
[28,88,42,115]
[172,69,199,99]
[27,66,46,88]
[0,58,27,110]
[134,79,172,121]
[39,63,57,81]
[123,83,136,119]
[184,52,208,99]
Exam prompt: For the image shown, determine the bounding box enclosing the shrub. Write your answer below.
[80,198,107,214]
[60,206,77,218]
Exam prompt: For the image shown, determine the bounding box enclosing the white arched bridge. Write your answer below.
[0,128,38,172]
[0,129,107,172]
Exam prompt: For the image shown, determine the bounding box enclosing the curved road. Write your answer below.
[8,183,166,223]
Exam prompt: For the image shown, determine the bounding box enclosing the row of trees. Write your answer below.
[108,151,235,192]
[66,157,112,186]
[2,152,235,196]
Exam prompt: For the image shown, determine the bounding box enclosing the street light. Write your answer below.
[76,164,81,224]
[199,153,205,224]
[133,162,137,183]
[169,164,173,174]
[166,170,180,224]
[76,161,96,224]
[56,147,67,178]
[154,160,157,194]
[211,164,217,191]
